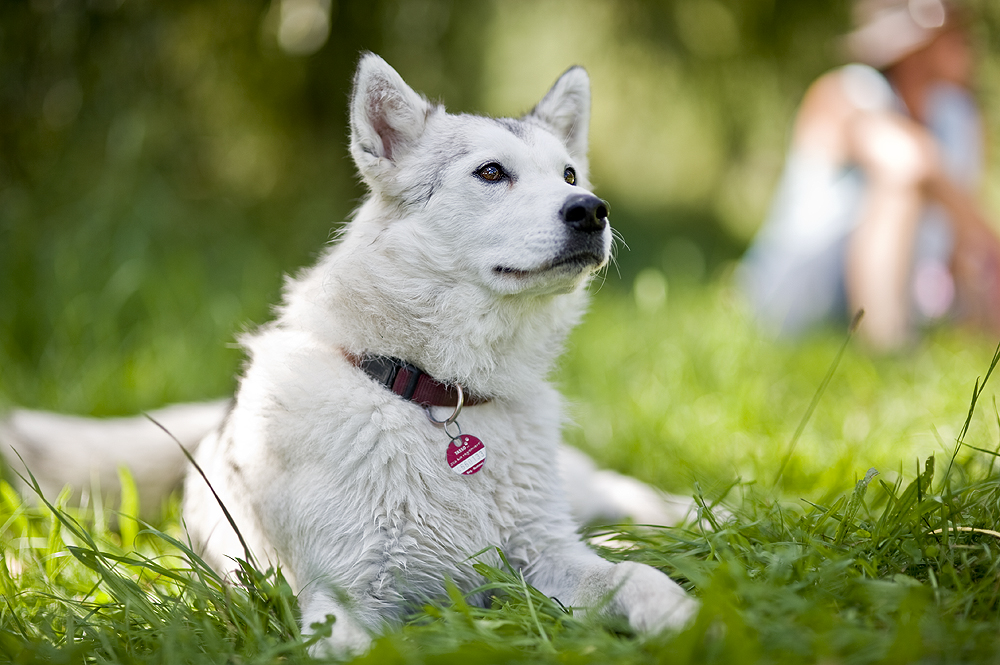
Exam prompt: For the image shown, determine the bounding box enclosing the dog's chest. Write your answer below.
[354,398,557,544]
[238,376,565,597]
[356,406,560,601]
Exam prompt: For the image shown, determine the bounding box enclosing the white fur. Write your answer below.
[2,54,699,655]
[0,401,228,517]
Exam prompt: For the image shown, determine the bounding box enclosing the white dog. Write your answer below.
[1,54,697,655]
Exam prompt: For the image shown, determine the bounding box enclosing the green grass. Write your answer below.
[4,280,1000,664]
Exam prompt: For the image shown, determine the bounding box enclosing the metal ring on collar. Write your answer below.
[425,383,465,428]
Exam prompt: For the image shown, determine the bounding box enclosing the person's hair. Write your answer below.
[844,0,957,69]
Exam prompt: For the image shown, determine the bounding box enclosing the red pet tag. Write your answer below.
[446,434,486,475]
[425,383,486,475]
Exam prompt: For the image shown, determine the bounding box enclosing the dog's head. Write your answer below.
[348,53,611,298]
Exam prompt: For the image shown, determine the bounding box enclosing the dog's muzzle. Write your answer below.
[560,193,609,234]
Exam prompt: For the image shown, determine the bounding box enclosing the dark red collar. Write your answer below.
[344,352,489,408]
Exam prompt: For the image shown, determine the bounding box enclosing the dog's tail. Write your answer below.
[0,399,230,517]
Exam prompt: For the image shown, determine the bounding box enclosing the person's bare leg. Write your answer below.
[846,114,935,350]
[846,181,923,349]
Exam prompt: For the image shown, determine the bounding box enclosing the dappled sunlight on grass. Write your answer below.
[559,279,1000,501]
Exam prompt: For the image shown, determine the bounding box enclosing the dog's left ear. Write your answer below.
[350,53,434,185]
[527,66,590,163]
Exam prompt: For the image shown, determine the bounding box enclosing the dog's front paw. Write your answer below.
[611,561,699,634]
[302,602,375,659]
[627,585,699,633]
[307,616,373,659]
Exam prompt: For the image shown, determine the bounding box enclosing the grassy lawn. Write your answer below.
[4,278,1000,664]
[8,2,1000,661]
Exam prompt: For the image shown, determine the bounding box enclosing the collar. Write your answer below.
[344,351,490,409]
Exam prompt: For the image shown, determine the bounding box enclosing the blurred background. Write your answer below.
[4,0,1000,441]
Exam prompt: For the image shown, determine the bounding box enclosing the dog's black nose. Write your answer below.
[560,194,609,233]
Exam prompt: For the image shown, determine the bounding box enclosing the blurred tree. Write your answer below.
[2,0,999,413]
[0,0,492,412]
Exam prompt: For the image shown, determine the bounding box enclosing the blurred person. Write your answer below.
[740,0,1000,349]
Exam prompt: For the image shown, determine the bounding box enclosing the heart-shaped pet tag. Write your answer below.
[446,434,486,475]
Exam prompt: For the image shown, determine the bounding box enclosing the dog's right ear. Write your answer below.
[350,53,433,185]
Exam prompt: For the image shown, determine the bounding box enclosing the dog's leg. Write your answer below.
[528,541,698,633]
[297,586,378,657]
[557,444,697,526]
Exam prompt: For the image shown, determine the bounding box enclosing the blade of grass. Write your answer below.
[144,414,256,568]
[774,309,863,487]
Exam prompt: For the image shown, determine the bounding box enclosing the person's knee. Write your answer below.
[850,114,939,188]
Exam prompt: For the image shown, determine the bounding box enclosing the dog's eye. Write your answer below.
[564,167,577,186]
[476,163,506,183]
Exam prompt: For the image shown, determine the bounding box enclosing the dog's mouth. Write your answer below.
[494,251,605,279]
